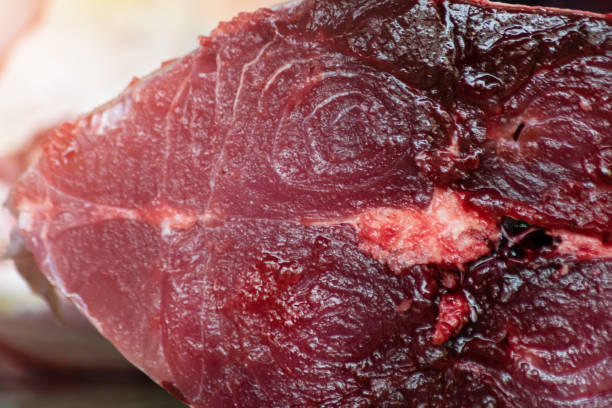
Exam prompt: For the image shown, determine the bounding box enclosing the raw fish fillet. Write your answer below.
[9,0,612,406]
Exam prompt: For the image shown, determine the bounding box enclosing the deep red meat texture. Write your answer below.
[8,0,612,407]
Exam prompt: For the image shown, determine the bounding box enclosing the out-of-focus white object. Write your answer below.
[0,0,43,73]
[0,0,275,154]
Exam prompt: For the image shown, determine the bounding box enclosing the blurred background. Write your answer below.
[0,0,608,407]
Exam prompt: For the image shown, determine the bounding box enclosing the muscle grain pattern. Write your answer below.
[9,0,612,407]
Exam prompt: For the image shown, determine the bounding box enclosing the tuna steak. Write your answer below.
[8,0,612,406]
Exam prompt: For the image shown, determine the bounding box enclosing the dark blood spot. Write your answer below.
[521,229,555,251]
[499,217,556,257]
[501,217,530,237]
[511,122,525,141]
[508,244,527,259]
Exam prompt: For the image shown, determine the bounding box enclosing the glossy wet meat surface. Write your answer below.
[9,0,612,406]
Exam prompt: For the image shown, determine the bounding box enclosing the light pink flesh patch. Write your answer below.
[432,292,470,345]
[353,189,499,273]
[553,230,612,259]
